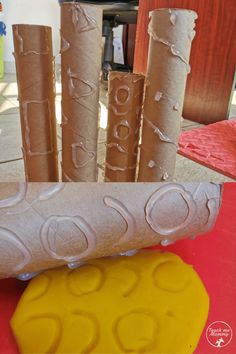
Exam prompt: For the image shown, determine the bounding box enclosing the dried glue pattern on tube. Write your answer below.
[105,71,145,182]
[138,9,198,182]
[61,3,103,182]
[12,24,58,182]
[0,182,221,278]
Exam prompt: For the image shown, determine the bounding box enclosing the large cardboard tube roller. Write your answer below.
[61,3,103,182]
[12,24,58,182]
[0,182,221,279]
[138,9,198,182]
[105,71,145,182]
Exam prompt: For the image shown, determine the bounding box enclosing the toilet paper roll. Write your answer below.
[0,182,221,278]
[138,9,198,182]
[105,71,145,182]
[12,24,58,182]
[61,3,103,182]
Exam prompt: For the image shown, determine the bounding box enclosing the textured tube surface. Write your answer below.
[138,9,198,182]
[12,24,58,182]
[61,3,102,182]
[105,71,145,182]
[0,182,221,278]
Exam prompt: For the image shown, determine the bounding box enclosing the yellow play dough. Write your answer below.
[11,251,209,353]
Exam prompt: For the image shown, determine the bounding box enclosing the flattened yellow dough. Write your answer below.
[11,251,209,354]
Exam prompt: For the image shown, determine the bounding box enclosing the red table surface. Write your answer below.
[0,183,235,354]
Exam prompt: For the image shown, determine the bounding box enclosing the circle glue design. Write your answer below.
[152,260,190,292]
[113,120,131,141]
[145,184,197,236]
[114,85,131,106]
[40,215,97,262]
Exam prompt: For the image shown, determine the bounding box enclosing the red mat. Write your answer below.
[0,183,236,354]
[178,120,236,179]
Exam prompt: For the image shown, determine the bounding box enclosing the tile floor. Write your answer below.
[0,73,235,182]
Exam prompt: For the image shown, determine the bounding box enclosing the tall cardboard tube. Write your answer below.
[105,71,145,182]
[61,3,103,182]
[138,9,198,182]
[12,24,58,182]
[0,182,221,278]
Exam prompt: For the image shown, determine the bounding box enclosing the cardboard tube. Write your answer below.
[105,71,145,182]
[61,3,102,182]
[0,182,221,278]
[138,9,198,182]
[12,24,58,182]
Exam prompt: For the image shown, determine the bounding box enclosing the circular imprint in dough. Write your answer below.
[114,85,130,106]
[153,261,190,292]
[15,315,61,354]
[113,310,158,352]
[23,273,50,301]
[113,120,131,141]
[68,264,105,296]
[145,184,197,236]
[64,310,99,353]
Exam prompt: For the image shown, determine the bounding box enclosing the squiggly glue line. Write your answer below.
[69,3,98,33]
[105,163,136,172]
[62,166,88,182]
[153,91,180,111]
[0,183,27,209]
[148,26,191,73]
[103,196,136,244]
[199,192,219,234]
[106,143,128,154]
[14,25,49,56]
[6,184,66,216]
[143,115,177,146]
[109,104,128,116]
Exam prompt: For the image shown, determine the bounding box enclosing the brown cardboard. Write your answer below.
[0,182,221,278]
[138,9,198,182]
[105,71,145,182]
[12,24,58,182]
[61,3,103,182]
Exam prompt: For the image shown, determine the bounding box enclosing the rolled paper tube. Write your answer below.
[138,9,198,182]
[0,182,221,278]
[105,71,145,182]
[12,24,58,182]
[61,3,103,182]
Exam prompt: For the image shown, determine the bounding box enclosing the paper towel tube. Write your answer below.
[12,24,58,182]
[105,71,145,182]
[0,182,221,278]
[61,3,103,182]
[138,9,198,182]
